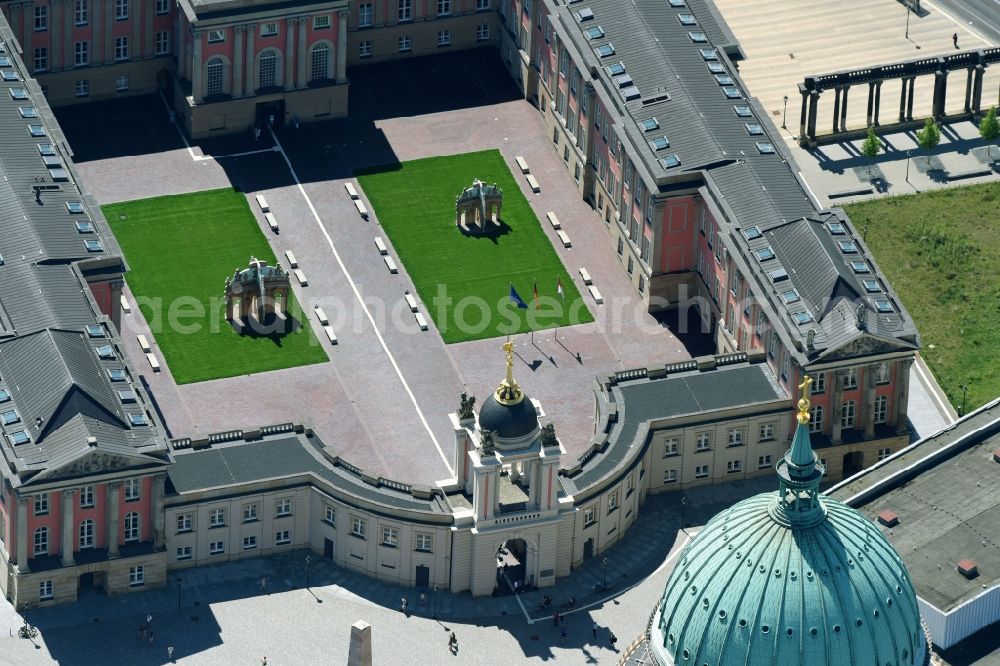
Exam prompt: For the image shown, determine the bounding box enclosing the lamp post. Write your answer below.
[782,95,789,129]
[305,554,312,589]
[680,496,688,534]
[905,150,912,185]
[433,584,439,619]
[959,385,968,417]
[863,222,869,243]
[176,577,182,611]
[601,557,609,589]
[905,4,911,40]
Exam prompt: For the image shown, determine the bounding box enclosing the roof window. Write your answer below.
[0,389,10,403]
[714,74,734,86]
[9,88,28,100]
[621,86,641,101]
[640,117,659,131]
[66,201,85,214]
[96,344,115,359]
[28,124,45,137]
[117,389,137,403]
[733,104,752,118]
[874,299,894,313]
[595,44,615,58]
[862,278,881,293]
[754,247,775,262]
[129,413,149,426]
[838,240,858,254]
[1,409,19,425]
[707,62,725,74]
[606,61,625,76]
[76,220,96,233]
[792,312,813,325]
[742,226,762,240]
[613,73,633,88]
[85,239,104,252]
[755,141,775,154]
[768,268,788,282]
[585,26,604,39]
[745,123,764,136]
[827,221,846,235]
[688,31,707,43]
[576,7,594,21]
[678,14,696,25]
[1,70,21,81]
[781,289,800,304]
[107,368,127,382]
[649,136,670,151]
[668,0,686,7]
[660,154,681,169]
[18,107,38,119]
[850,260,871,274]
[86,324,104,337]
[9,430,30,446]
[723,87,743,99]
[43,155,61,168]
[700,48,718,61]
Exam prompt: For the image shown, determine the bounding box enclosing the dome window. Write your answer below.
[718,610,727,619]
[873,609,880,618]
[690,586,698,595]
[886,598,893,607]
[761,625,770,634]
[702,598,709,608]
[738,619,747,628]
[786,628,794,637]
[833,625,841,633]
[668,633,675,644]
[856,619,864,627]
[810,627,818,636]
[682,649,690,659]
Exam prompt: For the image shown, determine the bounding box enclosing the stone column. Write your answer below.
[866,82,875,126]
[107,481,121,558]
[296,18,308,89]
[61,490,76,567]
[51,0,63,72]
[873,81,882,126]
[131,0,142,62]
[191,30,203,102]
[63,0,73,70]
[284,18,296,90]
[144,0,155,58]
[798,85,809,142]
[971,64,984,113]
[906,77,915,121]
[244,25,255,97]
[16,497,29,572]
[832,87,841,133]
[896,359,913,435]
[899,77,908,122]
[864,364,878,439]
[104,0,114,65]
[348,621,373,666]
[831,369,845,444]
[92,0,102,67]
[840,86,849,131]
[152,475,165,549]
[233,26,244,98]
[932,68,947,119]
[336,9,348,82]
[806,90,819,144]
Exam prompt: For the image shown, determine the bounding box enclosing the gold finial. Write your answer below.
[796,375,812,424]
[495,338,523,405]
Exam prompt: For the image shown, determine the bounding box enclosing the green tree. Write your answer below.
[979,106,999,158]
[860,125,881,176]
[916,117,941,166]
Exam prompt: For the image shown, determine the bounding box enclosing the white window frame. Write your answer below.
[874,395,888,424]
[39,580,54,600]
[727,429,743,447]
[129,565,144,586]
[727,460,742,473]
[313,15,331,29]
[811,372,826,394]
[243,503,258,523]
[261,23,278,37]
[382,526,399,548]
[841,400,856,428]
[155,0,169,15]
[209,508,226,527]
[358,3,373,27]
[310,44,330,80]
[841,368,858,390]
[124,512,140,542]
[607,491,618,513]
[75,0,88,26]
[177,513,192,533]
[398,35,412,52]
[415,532,433,552]
[877,447,892,461]
[695,465,709,479]
[34,47,48,72]
[663,437,678,457]
[437,30,451,46]
[207,30,225,44]
[359,40,373,57]
[116,74,129,91]
[276,530,291,545]
[398,0,412,22]
[437,0,451,16]
[176,546,192,561]
[275,498,292,517]
[876,362,891,385]
[809,405,823,433]
[114,0,127,21]
[324,505,336,526]
[34,527,49,555]
[757,455,772,469]
[477,0,490,9]
[124,478,140,502]
[206,58,224,96]
[34,494,49,516]
[155,31,169,56]
[242,536,258,550]
[79,519,95,549]
[75,41,89,67]
[351,516,366,538]
[696,433,711,451]
[209,541,225,555]
[80,485,95,508]
[34,5,48,31]
[758,423,775,442]
[663,469,677,483]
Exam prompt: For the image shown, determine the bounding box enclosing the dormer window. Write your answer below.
[850,260,870,273]
[792,312,813,325]
[585,26,604,39]
[874,299,894,313]
[780,289,800,304]
[96,344,115,359]
[86,324,104,337]
[827,221,846,235]
[862,278,881,293]
[649,136,670,151]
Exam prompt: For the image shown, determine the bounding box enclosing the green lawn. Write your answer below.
[844,182,1000,413]
[105,188,327,384]
[356,150,593,343]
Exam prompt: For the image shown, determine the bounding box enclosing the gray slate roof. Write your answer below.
[548,0,918,364]
[0,23,167,488]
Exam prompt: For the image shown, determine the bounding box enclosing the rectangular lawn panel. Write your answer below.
[357,150,593,343]
[105,188,327,384]
[844,182,1000,412]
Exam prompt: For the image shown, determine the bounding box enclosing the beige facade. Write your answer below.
[6,552,167,608]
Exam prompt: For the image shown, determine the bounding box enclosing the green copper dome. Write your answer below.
[651,378,928,666]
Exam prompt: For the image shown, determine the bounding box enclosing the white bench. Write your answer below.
[579,267,592,285]
[384,256,398,274]
[525,174,541,193]
[323,325,338,344]
[264,212,279,232]
[515,155,530,174]
[136,334,151,353]
[284,250,298,268]
[354,199,369,219]
[557,230,572,248]
[374,237,388,255]
[404,292,418,313]
[588,284,604,305]
[294,268,308,286]
[314,306,329,325]
[255,194,270,212]
[120,294,131,314]
[414,312,429,331]
[546,212,561,230]
[146,353,161,372]
[344,182,359,199]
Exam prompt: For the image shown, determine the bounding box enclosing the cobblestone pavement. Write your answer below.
[1,480,775,665]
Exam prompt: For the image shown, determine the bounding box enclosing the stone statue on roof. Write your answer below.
[458,392,476,420]
[479,429,497,457]
[540,422,557,448]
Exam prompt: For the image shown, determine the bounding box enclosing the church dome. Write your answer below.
[651,377,929,666]
[478,393,538,439]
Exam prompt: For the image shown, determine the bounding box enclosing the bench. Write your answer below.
[254,194,270,212]
[323,325,338,344]
[557,230,572,248]
[344,182,359,199]
[588,284,604,305]
[284,250,298,268]
[578,267,592,285]
[384,256,398,274]
[415,312,429,331]
[120,294,131,314]
[374,237,388,255]
[264,212,279,232]
[294,268,308,286]
[404,291,418,313]
[354,199,369,219]
[146,353,161,372]
[947,168,992,182]
[515,155,530,174]
[314,306,329,325]
[136,334,151,353]
[546,212,561,230]
[525,174,540,193]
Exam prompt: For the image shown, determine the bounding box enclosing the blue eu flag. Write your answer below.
[509,284,528,309]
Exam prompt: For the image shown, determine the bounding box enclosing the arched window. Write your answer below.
[310,43,330,81]
[79,519,95,549]
[841,400,856,429]
[33,526,48,555]
[206,57,224,96]
[809,405,823,433]
[125,512,140,542]
[258,51,277,89]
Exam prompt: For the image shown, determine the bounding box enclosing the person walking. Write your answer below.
[592,621,599,638]
[167,645,174,661]
[148,630,155,646]
[553,612,560,626]
[559,625,567,644]
[448,632,458,654]
[609,633,618,649]
[262,657,268,666]
[401,597,408,614]
[952,32,958,48]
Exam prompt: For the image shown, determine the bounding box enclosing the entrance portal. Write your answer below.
[255,100,285,130]
[843,451,865,478]
[415,565,430,588]
[324,538,334,558]
[495,538,527,595]
[583,537,594,560]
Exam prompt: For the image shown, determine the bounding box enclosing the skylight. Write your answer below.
[678,14,696,25]
[1,409,19,425]
[742,226,762,240]
[96,344,115,359]
[28,125,45,137]
[585,26,604,39]
[66,201,85,214]
[723,87,742,99]
[640,117,659,131]
[733,105,752,118]
[827,221,846,235]
[1,70,21,81]
[614,73,633,88]
[768,268,788,282]
[9,88,28,100]
[660,154,681,169]
[85,239,104,252]
[838,241,858,254]
[851,260,871,273]
[0,56,11,66]
[754,247,775,261]
[37,143,55,156]
[755,141,775,154]
[781,290,800,304]
[649,136,670,151]
[107,368,127,382]
[18,107,38,119]
[621,86,641,101]
[745,123,764,136]
[668,0,686,7]
[688,31,707,43]
[707,62,725,74]
[792,312,813,325]
[699,48,718,61]
[76,220,96,233]
[117,389,137,403]
[9,430,29,446]
[862,278,881,293]
[129,413,149,426]
[606,61,625,76]
[0,389,9,402]
[874,299,894,313]
[595,44,615,58]
[86,324,104,337]
[576,7,594,21]
[714,74,734,86]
